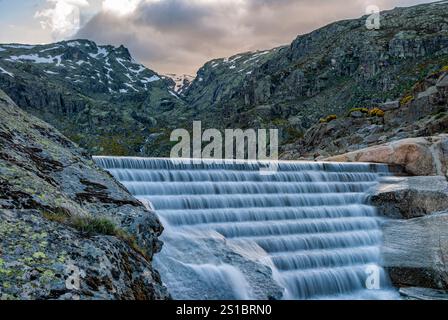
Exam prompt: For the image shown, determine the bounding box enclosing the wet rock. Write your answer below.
[399,287,448,300]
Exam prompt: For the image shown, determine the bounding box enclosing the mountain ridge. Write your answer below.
[0,39,188,156]
[1,1,448,157]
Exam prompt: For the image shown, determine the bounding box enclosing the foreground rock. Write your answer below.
[399,287,448,300]
[382,212,448,290]
[325,135,448,176]
[371,176,448,219]
[0,90,169,300]
[0,209,167,300]
[371,175,448,297]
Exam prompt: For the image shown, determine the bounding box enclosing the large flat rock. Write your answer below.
[325,135,448,176]
[372,176,448,219]
[382,212,448,290]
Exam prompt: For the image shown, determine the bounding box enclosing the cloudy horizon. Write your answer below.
[0,0,438,75]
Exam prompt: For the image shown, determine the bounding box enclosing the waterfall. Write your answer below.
[94,157,398,300]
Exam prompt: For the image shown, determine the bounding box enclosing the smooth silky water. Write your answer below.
[94,157,399,300]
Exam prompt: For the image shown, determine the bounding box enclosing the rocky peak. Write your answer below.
[0,39,166,96]
[0,39,187,157]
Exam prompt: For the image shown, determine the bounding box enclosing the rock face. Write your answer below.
[371,176,448,219]
[399,287,448,300]
[0,40,186,157]
[325,134,448,176]
[282,68,448,161]
[382,212,448,290]
[0,90,169,300]
[370,176,448,296]
[325,135,448,176]
[183,2,448,153]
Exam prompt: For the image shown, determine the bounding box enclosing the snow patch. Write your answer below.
[44,70,59,75]
[8,54,63,66]
[4,44,35,49]
[89,46,108,59]
[166,74,195,93]
[75,60,91,67]
[125,83,139,92]
[243,51,270,64]
[169,91,179,99]
[0,66,14,77]
[66,41,82,47]
[129,65,146,74]
[116,58,128,69]
[141,75,160,83]
[40,46,61,53]
[125,73,135,82]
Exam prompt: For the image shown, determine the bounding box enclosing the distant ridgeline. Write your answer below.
[1,1,448,157]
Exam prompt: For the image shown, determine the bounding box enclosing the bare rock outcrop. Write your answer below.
[371,175,448,297]
[325,135,448,177]
[382,212,448,290]
[0,90,169,300]
[371,176,448,219]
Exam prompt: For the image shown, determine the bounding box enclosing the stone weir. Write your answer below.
[95,157,399,300]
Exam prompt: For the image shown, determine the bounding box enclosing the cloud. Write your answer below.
[35,0,90,40]
[72,0,434,74]
[102,0,143,16]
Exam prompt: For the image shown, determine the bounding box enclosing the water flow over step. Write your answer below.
[95,157,397,300]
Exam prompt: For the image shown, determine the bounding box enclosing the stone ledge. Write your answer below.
[325,135,448,177]
[372,176,448,219]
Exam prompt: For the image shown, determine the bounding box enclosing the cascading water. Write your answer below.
[94,157,398,300]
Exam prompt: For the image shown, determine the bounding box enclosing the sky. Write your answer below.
[0,0,437,75]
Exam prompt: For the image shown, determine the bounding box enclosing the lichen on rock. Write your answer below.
[0,90,169,300]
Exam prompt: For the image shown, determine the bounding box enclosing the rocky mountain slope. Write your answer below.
[0,90,169,300]
[2,2,447,157]
[281,68,448,160]
[165,74,195,95]
[181,1,448,147]
[0,40,185,157]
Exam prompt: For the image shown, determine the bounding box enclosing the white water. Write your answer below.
[94,157,398,300]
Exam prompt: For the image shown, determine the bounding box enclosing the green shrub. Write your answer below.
[71,216,117,236]
[41,211,149,259]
